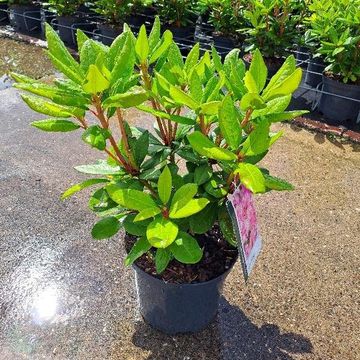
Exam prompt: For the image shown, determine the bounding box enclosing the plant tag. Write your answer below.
[227,185,262,281]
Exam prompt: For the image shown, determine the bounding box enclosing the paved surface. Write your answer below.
[0,83,359,360]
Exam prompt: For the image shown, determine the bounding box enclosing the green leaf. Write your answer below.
[149,30,173,64]
[135,25,149,63]
[45,24,83,82]
[103,88,148,108]
[106,185,158,211]
[75,160,123,175]
[170,198,209,219]
[189,70,203,103]
[219,94,241,149]
[235,163,266,193]
[81,125,110,151]
[148,16,161,51]
[155,248,171,273]
[244,71,258,94]
[146,217,179,248]
[158,166,172,204]
[169,232,203,264]
[265,110,309,122]
[31,119,80,132]
[89,188,119,215]
[137,105,195,125]
[199,101,221,116]
[61,178,109,200]
[76,29,89,51]
[123,214,149,236]
[133,130,149,166]
[249,49,268,93]
[263,173,295,191]
[21,94,84,118]
[184,43,200,75]
[240,93,266,111]
[189,203,217,234]
[241,120,270,156]
[211,46,223,72]
[252,95,292,118]
[80,39,108,73]
[170,183,197,211]
[91,216,121,240]
[125,237,151,266]
[169,86,199,110]
[134,207,162,222]
[204,179,228,198]
[187,131,237,161]
[83,65,110,94]
[194,164,212,185]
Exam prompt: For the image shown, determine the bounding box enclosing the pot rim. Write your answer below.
[132,254,238,288]
[322,74,360,90]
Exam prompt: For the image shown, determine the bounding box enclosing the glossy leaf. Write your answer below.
[194,164,212,185]
[189,203,217,234]
[264,173,295,191]
[187,131,237,161]
[75,161,123,175]
[240,93,266,111]
[241,120,270,156]
[235,163,266,193]
[137,105,195,125]
[123,214,149,236]
[83,65,110,94]
[169,232,203,264]
[81,125,111,151]
[61,178,109,200]
[149,30,173,64]
[133,130,149,166]
[135,25,149,63]
[31,119,80,132]
[155,248,171,273]
[170,198,209,219]
[184,43,200,74]
[134,207,161,222]
[146,217,179,248]
[249,49,268,93]
[91,216,121,240]
[158,166,172,204]
[125,237,151,266]
[103,88,148,109]
[169,86,199,110]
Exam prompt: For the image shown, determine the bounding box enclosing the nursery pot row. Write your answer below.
[10,4,41,34]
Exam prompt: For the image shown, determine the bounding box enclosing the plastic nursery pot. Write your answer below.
[133,258,237,335]
[212,33,236,56]
[167,25,194,41]
[10,5,41,34]
[305,56,325,88]
[0,3,9,25]
[296,46,310,69]
[244,54,284,78]
[56,16,80,47]
[98,23,122,46]
[318,75,360,124]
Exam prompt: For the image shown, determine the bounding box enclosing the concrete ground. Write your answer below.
[0,39,359,360]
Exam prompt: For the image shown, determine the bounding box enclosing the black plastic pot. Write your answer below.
[305,57,325,88]
[10,5,41,34]
[318,75,360,124]
[134,260,237,335]
[212,34,236,55]
[98,23,122,46]
[40,9,56,39]
[168,25,194,40]
[126,15,145,29]
[0,3,9,25]
[296,46,309,69]
[56,16,79,46]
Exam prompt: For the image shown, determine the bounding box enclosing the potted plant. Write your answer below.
[47,0,85,46]
[310,0,360,123]
[155,0,196,40]
[93,0,132,45]
[9,0,41,33]
[240,0,304,76]
[128,0,154,26]
[197,0,243,52]
[12,20,306,334]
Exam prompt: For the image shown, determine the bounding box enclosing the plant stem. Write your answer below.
[241,108,253,128]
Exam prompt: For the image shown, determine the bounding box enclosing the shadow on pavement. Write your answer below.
[131,298,313,360]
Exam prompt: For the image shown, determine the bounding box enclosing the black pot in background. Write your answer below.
[10,5,41,34]
[0,3,9,25]
[40,9,56,39]
[318,75,360,124]
[305,56,325,88]
[168,25,194,40]
[212,34,236,56]
[98,23,122,46]
[56,16,79,46]
[296,46,310,69]
[134,259,237,335]
[126,15,146,29]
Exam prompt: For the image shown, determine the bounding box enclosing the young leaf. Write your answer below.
[148,16,161,50]
[244,71,258,94]
[91,216,121,240]
[158,166,172,204]
[219,94,242,149]
[146,217,179,248]
[106,185,158,211]
[76,29,89,51]
[61,178,109,200]
[234,163,266,193]
[75,160,123,175]
[31,119,80,132]
[135,25,149,63]
[187,131,237,161]
[184,43,200,74]
[125,236,152,266]
[169,86,199,110]
[137,105,195,125]
[103,88,148,109]
[169,198,209,219]
[155,248,171,273]
[240,93,266,111]
[169,232,203,264]
[189,70,203,103]
[241,120,270,156]
[170,183,197,212]
[249,49,268,93]
[82,65,110,94]
[81,125,111,151]
[134,207,162,222]
[149,30,173,64]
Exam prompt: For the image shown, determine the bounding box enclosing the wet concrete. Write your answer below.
[0,85,359,359]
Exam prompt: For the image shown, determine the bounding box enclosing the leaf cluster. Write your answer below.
[12,18,305,273]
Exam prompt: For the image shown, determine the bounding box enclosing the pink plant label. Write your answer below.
[227,185,262,281]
